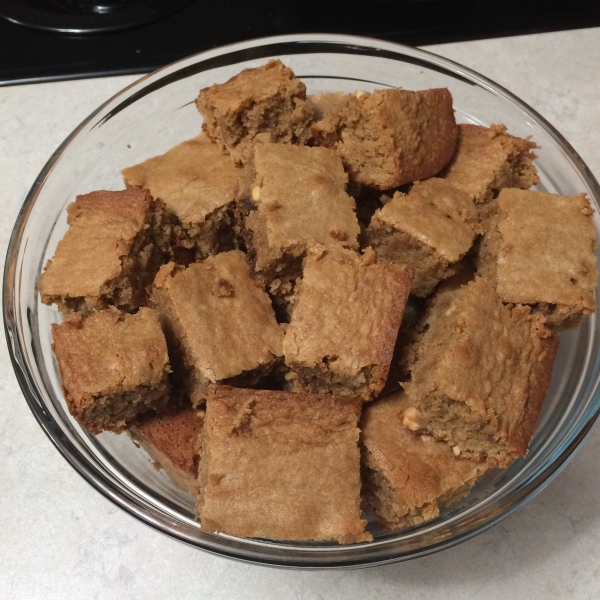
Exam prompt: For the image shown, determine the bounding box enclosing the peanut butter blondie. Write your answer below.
[361,391,485,530]
[129,405,204,495]
[477,188,598,330]
[39,189,168,317]
[308,92,354,146]
[311,88,458,189]
[283,246,413,400]
[441,124,539,203]
[242,143,360,301]
[150,250,283,406]
[52,307,170,434]
[122,133,244,260]
[197,385,371,543]
[366,178,480,296]
[402,278,559,467]
[195,59,313,164]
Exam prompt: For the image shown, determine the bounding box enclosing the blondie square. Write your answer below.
[150,250,283,406]
[197,385,371,543]
[361,391,485,530]
[309,92,352,120]
[477,188,598,330]
[39,189,168,317]
[311,88,458,189]
[129,404,204,495]
[195,59,314,164]
[308,92,354,146]
[366,178,480,296]
[402,278,559,467]
[283,246,413,400]
[242,143,360,297]
[52,308,171,434]
[122,133,244,260]
[441,124,539,203]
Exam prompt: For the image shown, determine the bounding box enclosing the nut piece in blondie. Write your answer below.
[150,250,283,406]
[311,88,458,189]
[403,278,559,467]
[122,133,244,260]
[195,59,313,164]
[39,189,168,317]
[129,405,204,495]
[242,143,360,298]
[366,178,480,296]
[477,188,598,330]
[283,246,413,400]
[361,391,485,530]
[197,385,371,543]
[52,307,171,434]
[441,123,539,203]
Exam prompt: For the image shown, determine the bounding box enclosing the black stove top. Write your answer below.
[1,0,599,86]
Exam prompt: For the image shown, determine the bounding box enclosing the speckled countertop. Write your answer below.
[2,28,600,600]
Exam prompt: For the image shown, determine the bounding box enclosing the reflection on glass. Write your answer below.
[55,0,132,13]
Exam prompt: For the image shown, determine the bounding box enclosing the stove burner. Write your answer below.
[0,0,194,33]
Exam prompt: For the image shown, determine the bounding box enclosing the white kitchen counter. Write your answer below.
[1,27,600,600]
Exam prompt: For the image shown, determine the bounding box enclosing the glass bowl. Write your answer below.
[4,33,600,569]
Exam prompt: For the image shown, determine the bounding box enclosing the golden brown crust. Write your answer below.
[122,134,241,223]
[477,188,598,330]
[243,143,360,293]
[441,123,539,203]
[366,178,478,296]
[39,189,149,299]
[195,59,314,164]
[311,88,458,189]
[512,331,560,454]
[121,133,244,258]
[197,385,371,543]
[150,251,283,406]
[283,246,413,400]
[403,278,558,467]
[361,391,485,530]
[38,188,167,316]
[52,307,170,434]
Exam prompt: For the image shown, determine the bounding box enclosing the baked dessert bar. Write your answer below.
[242,143,360,299]
[197,385,371,543]
[477,188,597,330]
[402,277,559,467]
[283,245,413,400]
[361,391,485,530]
[308,92,354,146]
[311,88,458,189]
[309,91,351,118]
[195,59,313,164]
[366,178,480,296]
[441,123,539,203]
[129,404,204,495]
[39,189,168,317]
[52,307,170,434]
[121,133,244,260]
[150,250,283,406]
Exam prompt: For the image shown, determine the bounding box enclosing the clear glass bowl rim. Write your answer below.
[4,33,600,569]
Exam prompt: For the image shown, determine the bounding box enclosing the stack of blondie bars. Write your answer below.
[39,59,598,543]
